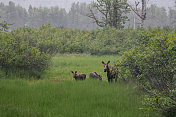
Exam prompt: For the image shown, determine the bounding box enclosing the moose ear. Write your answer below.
[107,61,110,64]
[102,61,105,64]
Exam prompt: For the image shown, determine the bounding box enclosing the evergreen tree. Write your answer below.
[168,8,176,29]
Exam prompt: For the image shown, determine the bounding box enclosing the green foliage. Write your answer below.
[117,27,176,116]
[0,16,9,31]
[37,25,60,55]
[0,27,51,78]
[0,22,150,78]
[88,0,130,29]
[12,26,140,55]
[88,27,140,55]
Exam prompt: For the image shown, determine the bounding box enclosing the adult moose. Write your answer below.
[71,71,86,80]
[102,61,117,82]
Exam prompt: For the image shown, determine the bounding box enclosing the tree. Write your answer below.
[168,8,176,29]
[145,5,168,27]
[88,0,130,29]
[0,16,9,31]
[67,2,80,28]
[128,0,147,27]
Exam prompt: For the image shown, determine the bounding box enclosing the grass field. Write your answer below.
[42,54,118,81]
[0,54,161,117]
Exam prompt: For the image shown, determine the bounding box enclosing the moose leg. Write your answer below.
[108,78,113,83]
[110,78,113,82]
[108,78,111,83]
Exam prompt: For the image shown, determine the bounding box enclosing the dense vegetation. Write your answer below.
[117,27,176,117]
[0,25,139,77]
[0,2,176,114]
[0,20,176,116]
[0,27,51,78]
[0,54,161,117]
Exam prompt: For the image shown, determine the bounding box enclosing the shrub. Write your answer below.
[0,28,50,78]
[117,27,176,116]
[88,27,140,55]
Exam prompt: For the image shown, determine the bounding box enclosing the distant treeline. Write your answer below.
[0,1,176,30]
[0,1,96,30]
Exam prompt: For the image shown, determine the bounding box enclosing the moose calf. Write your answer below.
[89,72,102,80]
[71,71,86,80]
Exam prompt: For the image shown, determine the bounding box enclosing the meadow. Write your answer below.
[42,54,117,81]
[0,54,161,117]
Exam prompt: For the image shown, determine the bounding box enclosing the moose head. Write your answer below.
[102,61,110,72]
[98,75,102,80]
[71,71,77,79]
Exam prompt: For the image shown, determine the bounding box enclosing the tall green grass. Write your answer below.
[42,54,118,81]
[0,79,159,117]
[0,54,161,117]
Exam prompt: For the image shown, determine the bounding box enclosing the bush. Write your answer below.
[117,27,176,116]
[0,25,146,78]
[88,27,140,55]
[0,28,51,78]
[8,26,141,55]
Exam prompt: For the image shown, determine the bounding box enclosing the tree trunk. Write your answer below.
[141,0,146,27]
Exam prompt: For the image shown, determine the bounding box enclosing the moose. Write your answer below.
[102,61,117,82]
[71,71,86,80]
[89,72,102,80]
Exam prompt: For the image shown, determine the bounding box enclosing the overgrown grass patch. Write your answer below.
[0,54,161,117]
[42,54,118,81]
[0,79,159,117]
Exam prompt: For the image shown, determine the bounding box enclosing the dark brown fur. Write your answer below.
[102,61,117,82]
[89,72,102,80]
[71,71,86,80]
